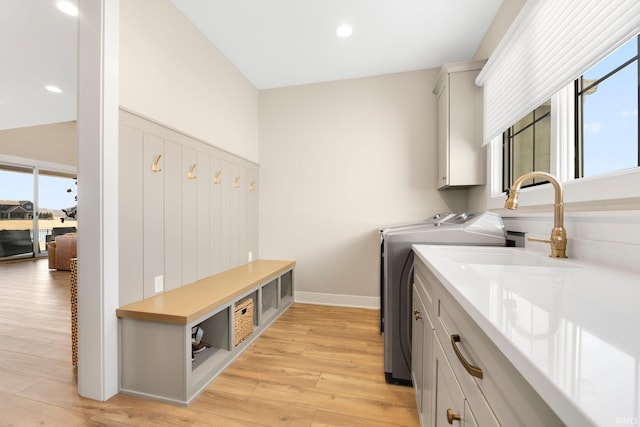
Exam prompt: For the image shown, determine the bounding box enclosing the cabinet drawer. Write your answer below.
[414,260,437,320]
[436,290,563,427]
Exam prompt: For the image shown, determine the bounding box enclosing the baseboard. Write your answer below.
[294,291,379,309]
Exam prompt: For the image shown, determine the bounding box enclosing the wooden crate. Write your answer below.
[234,298,254,346]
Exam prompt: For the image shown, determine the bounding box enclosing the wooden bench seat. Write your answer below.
[116,259,295,405]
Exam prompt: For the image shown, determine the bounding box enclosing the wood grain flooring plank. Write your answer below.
[191,388,315,426]
[311,409,416,427]
[0,260,419,426]
[250,381,418,426]
[0,392,89,426]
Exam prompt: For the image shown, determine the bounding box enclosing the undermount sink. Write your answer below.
[434,246,578,267]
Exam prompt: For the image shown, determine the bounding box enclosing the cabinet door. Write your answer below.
[412,287,425,412]
[421,310,434,427]
[433,333,465,427]
[448,70,483,187]
[464,401,479,427]
[413,286,435,427]
[437,79,449,189]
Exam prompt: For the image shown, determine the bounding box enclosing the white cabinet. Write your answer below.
[432,334,467,427]
[412,285,434,427]
[412,254,564,427]
[433,60,485,189]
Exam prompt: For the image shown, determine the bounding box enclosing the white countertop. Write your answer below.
[413,244,640,427]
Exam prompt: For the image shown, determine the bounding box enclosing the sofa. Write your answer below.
[0,229,34,258]
[47,234,77,270]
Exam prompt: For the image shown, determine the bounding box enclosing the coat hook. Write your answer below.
[233,176,240,189]
[213,170,222,184]
[187,164,197,180]
[151,154,162,172]
[248,180,256,191]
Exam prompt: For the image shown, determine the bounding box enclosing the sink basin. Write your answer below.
[433,247,576,267]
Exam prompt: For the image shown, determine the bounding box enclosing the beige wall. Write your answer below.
[259,70,468,304]
[119,0,259,162]
[0,121,76,167]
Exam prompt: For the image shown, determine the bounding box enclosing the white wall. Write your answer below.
[259,70,469,307]
[119,0,259,162]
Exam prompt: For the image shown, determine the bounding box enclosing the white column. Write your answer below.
[77,0,119,400]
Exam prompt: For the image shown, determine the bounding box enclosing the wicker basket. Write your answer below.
[234,298,254,346]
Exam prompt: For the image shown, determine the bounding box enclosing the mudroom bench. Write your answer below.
[116,259,295,405]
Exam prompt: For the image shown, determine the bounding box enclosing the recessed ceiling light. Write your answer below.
[45,85,63,94]
[336,24,353,38]
[57,1,78,17]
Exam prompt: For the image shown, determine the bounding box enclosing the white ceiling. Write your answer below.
[0,0,501,132]
[0,0,77,131]
[170,0,503,89]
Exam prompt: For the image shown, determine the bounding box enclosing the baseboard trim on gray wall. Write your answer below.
[294,291,379,309]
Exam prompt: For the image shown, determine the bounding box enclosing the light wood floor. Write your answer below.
[0,258,419,426]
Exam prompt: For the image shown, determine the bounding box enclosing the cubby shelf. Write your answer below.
[116,260,295,405]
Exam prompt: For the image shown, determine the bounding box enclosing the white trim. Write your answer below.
[0,154,77,175]
[490,166,640,212]
[76,0,119,401]
[488,76,640,213]
[295,291,379,310]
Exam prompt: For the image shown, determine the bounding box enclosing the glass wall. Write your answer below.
[38,171,78,252]
[0,163,77,259]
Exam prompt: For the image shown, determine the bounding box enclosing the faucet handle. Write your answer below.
[527,237,551,244]
[527,234,567,258]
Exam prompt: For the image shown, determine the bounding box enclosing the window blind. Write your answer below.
[476,0,640,144]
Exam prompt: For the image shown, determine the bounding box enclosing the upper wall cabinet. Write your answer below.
[433,60,486,189]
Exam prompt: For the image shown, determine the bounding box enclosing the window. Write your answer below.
[502,102,551,191]
[575,35,639,178]
[0,161,77,259]
[490,32,640,211]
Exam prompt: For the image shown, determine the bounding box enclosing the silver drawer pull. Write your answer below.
[451,334,483,379]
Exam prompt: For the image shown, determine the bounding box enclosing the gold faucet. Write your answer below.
[504,171,567,258]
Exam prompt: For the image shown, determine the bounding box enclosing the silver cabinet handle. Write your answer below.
[451,334,483,379]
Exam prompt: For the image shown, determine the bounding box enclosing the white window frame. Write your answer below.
[487,83,640,211]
